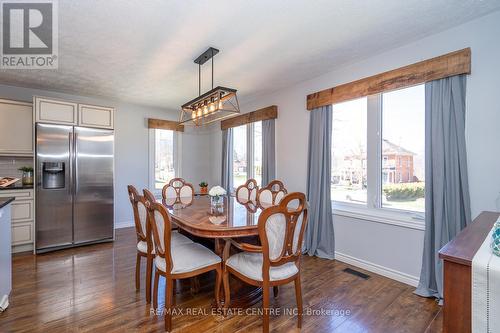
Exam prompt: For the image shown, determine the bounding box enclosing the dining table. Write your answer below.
[161,194,270,307]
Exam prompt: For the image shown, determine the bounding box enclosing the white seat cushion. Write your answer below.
[155,242,221,274]
[226,251,298,281]
[136,231,193,254]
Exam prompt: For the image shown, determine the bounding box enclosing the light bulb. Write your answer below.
[218,100,223,110]
[197,109,202,117]
[203,105,209,114]
[191,111,196,119]
[209,103,216,112]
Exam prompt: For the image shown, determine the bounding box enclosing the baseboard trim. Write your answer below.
[335,251,419,287]
[114,220,134,229]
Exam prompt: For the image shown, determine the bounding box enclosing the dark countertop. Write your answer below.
[0,183,34,191]
[0,197,15,209]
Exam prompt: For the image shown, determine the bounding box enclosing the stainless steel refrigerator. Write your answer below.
[36,123,114,252]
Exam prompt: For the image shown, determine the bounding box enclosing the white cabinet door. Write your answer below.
[0,99,33,156]
[78,104,114,129]
[35,96,78,125]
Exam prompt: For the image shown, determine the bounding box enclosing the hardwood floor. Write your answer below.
[0,228,442,332]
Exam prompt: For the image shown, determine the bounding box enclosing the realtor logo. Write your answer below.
[1,0,58,68]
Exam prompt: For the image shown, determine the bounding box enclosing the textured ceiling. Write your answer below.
[1,0,500,109]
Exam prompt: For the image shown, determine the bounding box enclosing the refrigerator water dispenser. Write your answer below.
[42,162,65,189]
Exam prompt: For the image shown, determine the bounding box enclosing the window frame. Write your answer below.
[331,87,425,229]
[148,128,180,196]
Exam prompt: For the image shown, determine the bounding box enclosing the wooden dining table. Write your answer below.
[160,194,270,307]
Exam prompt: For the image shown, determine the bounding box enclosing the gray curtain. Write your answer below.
[221,128,233,193]
[304,105,335,259]
[415,74,471,300]
[261,119,276,186]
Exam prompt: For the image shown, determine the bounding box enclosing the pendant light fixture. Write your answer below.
[179,47,240,126]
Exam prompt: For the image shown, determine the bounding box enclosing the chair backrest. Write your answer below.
[258,192,308,275]
[127,185,148,242]
[257,180,288,207]
[162,178,194,202]
[236,179,258,203]
[144,189,173,272]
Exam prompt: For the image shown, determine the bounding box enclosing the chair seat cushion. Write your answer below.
[136,231,193,254]
[226,252,298,281]
[155,242,221,274]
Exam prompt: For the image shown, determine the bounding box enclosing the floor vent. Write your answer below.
[343,268,370,280]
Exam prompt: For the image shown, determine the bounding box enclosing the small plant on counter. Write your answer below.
[18,166,33,173]
[18,166,34,186]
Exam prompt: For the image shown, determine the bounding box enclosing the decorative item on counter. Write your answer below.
[208,185,226,207]
[492,219,500,257]
[0,177,19,188]
[18,166,33,186]
[199,181,208,194]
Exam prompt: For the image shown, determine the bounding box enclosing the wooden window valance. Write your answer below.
[148,118,184,132]
[306,48,471,110]
[220,105,278,130]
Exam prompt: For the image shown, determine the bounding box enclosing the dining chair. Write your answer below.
[257,180,288,207]
[144,189,222,332]
[236,179,258,203]
[162,178,194,204]
[128,185,194,303]
[223,192,308,333]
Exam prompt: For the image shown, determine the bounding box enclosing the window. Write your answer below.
[149,129,177,191]
[232,124,247,189]
[331,84,425,215]
[382,85,425,212]
[232,121,263,191]
[331,97,367,204]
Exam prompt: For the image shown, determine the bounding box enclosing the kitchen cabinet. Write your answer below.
[34,96,114,129]
[0,189,34,253]
[0,99,33,156]
[34,96,78,125]
[78,104,114,129]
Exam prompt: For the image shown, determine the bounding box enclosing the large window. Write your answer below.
[150,129,176,190]
[331,97,367,204]
[331,84,425,215]
[232,122,262,190]
[232,124,247,189]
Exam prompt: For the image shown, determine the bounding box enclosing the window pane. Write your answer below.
[232,124,247,189]
[331,97,367,204]
[154,129,175,190]
[382,85,425,212]
[253,121,262,186]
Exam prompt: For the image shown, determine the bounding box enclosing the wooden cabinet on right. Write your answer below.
[78,104,114,129]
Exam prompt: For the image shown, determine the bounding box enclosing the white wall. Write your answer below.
[210,10,500,285]
[0,84,211,228]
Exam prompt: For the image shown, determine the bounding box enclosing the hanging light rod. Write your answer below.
[179,47,240,126]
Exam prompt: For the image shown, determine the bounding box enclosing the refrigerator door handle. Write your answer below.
[69,132,73,195]
[74,133,78,194]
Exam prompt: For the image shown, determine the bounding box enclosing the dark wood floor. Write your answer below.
[0,228,442,332]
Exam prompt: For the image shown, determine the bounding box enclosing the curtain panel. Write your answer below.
[415,74,472,300]
[261,119,276,186]
[221,128,233,193]
[304,105,335,259]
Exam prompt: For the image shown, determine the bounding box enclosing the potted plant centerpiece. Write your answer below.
[18,166,34,186]
[199,181,208,194]
[208,185,226,207]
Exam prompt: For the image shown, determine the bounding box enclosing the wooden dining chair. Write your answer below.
[128,185,194,303]
[236,179,258,203]
[144,189,222,332]
[162,178,194,203]
[257,180,288,207]
[223,192,308,333]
